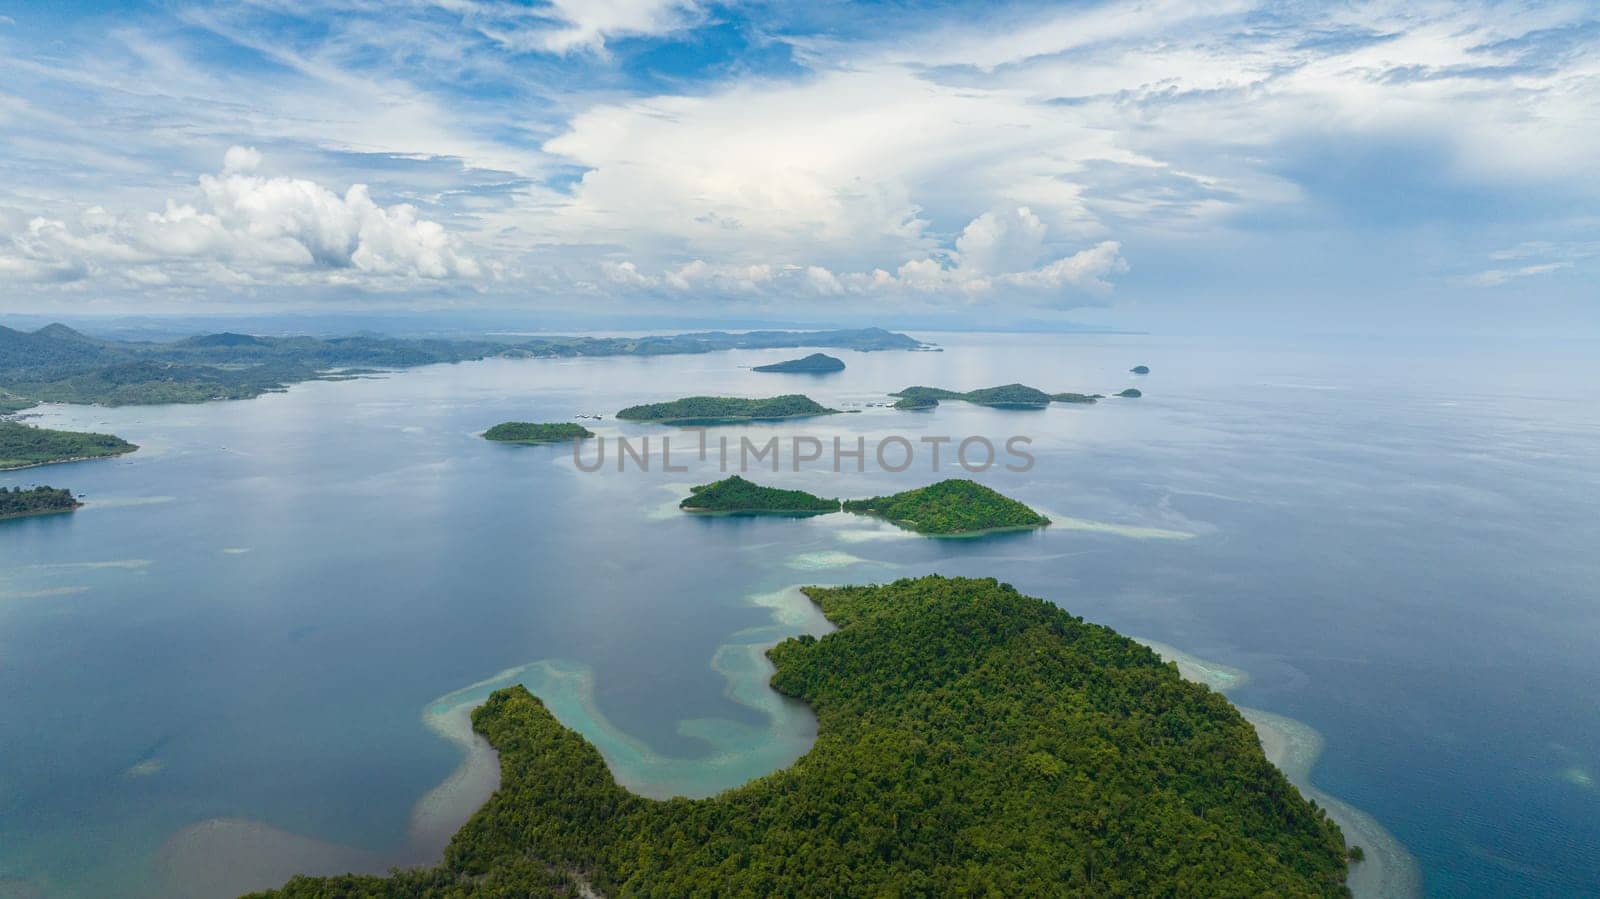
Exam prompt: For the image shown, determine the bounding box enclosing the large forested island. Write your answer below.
[0,420,138,469]
[256,576,1350,898]
[0,486,81,520]
[483,422,594,444]
[892,383,1105,410]
[0,324,922,409]
[753,353,846,373]
[681,476,840,514]
[617,394,838,424]
[843,478,1050,535]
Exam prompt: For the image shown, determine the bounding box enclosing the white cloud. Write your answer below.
[534,66,1133,274]
[0,148,478,288]
[222,145,262,173]
[431,0,700,54]
[3,0,1598,313]
[955,207,1048,275]
[1455,262,1572,288]
[533,0,700,53]
[594,207,1127,305]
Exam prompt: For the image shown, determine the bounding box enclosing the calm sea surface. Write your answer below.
[2,333,1597,897]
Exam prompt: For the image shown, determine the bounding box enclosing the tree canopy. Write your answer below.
[892,384,1105,409]
[0,421,137,469]
[843,478,1050,534]
[254,576,1349,898]
[483,422,594,444]
[616,395,838,424]
[0,485,80,519]
[680,475,839,513]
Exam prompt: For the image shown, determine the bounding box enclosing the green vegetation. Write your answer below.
[0,486,81,520]
[254,576,1349,899]
[893,383,1049,408]
[1116,388,1143,398]
[680,475,839,514]
[0,388,33,414]
[842,478,1050,535]
[1051,392,1104,404]
[616,394,838,424]
[0,421,137,469]
[752,353,846,373]
[0,324,922,407]
[1131,365,1150,374]
[483,422,595,444]
[893,383,1106,409]
[892,393,940,410]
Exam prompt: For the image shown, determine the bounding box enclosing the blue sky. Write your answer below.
[0,0,1595,332]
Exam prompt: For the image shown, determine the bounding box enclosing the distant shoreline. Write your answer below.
[0,504,80,521]
[1,454,124,471]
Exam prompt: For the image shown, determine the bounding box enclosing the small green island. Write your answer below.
[1131,364,1150,374]
[680,475,840,514]
[256,575,1349,898]
[616,394,839,424]
[891,393,940,410]
[843,478,1050,535]
[482,422,594,444]
[0,420,138,470]
[0,485,81,520]
[1116,387,1143,398]
[753,353,845,373]
[892,383,1105,409]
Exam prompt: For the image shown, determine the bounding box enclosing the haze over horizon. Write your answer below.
[1,0,1596,335]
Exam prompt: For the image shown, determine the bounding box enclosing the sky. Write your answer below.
[0,0,1595,333]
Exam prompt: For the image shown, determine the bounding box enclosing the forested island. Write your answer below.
[1052,392,1103,403]
[0,421,138,470]
[1131,365,1150,374]
[892,383,1105,410]
[0,486,81,520]
[843,478,1050,535]
[0,324,922,409]
[891,393,940,410]
[255,576,1350,898]
[617,394,838,424]
[1117,388,1143,398]
[483,422,594,444]
[753,353,846,373]
[680,476,840,514]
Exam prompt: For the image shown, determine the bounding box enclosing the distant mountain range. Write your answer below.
[0,324,925,409]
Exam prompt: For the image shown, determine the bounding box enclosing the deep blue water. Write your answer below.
[1,333,1597,897]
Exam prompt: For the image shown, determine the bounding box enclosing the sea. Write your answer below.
[2,332,1596,897]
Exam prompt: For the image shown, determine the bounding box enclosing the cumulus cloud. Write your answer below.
[4,0,1598,312]
[0,148,478,288]
[519,0,1599,302]
[955,207,1049,275]
[595,207,1127,304]
[222,145,262,173]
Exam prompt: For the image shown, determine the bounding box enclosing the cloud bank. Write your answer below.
[0,148,478,290]
[0,0,1594,322]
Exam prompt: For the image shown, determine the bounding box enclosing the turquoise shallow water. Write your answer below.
[2,333,1598,897]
